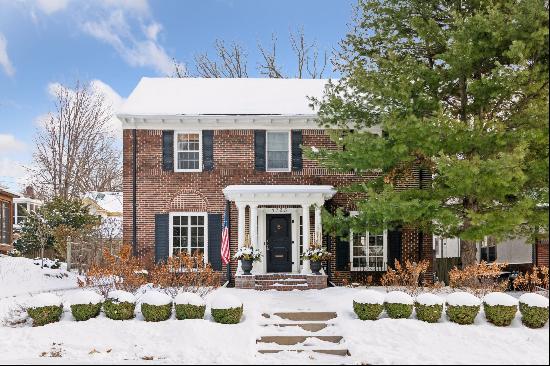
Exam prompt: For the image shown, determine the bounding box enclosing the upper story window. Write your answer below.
[350,230,388,271]
[266,131,290,172]
[169,212,208,262]
[175,132,202,172]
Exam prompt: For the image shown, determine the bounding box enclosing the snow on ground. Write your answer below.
[0,256,548,364]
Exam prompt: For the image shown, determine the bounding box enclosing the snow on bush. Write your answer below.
[210,294,243,324]
[384,291,413,319]
[415,293,444,323]
[483,292,518,327]
[446,292,481,325]
[107,290,136,304]
[175,292,206,320]
[69,290,103,305]
[141,291,172,306]
[519,293,549,329]
[175,292,206,306]
[69,290,104,321]
[26,293,63,326]
[140,291,173,322]
[353,290,385,320]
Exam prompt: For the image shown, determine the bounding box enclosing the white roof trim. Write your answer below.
[223,185,336,206]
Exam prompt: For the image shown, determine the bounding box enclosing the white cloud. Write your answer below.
[0,33,15,77]
[0,157,31,191]
[36,0,70,14]
[99,0,150,15]
[81,10,174,75]
[0,134,27,153]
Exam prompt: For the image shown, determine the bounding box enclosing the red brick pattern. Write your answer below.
[123,128,433,285]
[536,238,549,267]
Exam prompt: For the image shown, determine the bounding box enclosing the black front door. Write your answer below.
[266,214,292,272]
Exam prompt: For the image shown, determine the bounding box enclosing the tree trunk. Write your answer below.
[460,239,477,268]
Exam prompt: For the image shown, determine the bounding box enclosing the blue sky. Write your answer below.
[0,0,354,192]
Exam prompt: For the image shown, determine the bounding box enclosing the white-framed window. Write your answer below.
[174,131,202,172]
[266,131,291,172]
[350,230,388,271]
[169,212,208,262]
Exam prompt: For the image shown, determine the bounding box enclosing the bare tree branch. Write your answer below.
[257,34,286,78]
[193,40,248,78]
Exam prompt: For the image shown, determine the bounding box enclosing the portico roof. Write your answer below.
[223,185,336,206]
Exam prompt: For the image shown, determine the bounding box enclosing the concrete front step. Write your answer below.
[255,274,308,280]
[257,349,350,357]
[261,323,331,332]
[273,312,338,321]
[257,336,343,346]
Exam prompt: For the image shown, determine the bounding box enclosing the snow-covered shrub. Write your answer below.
[352,290,384,320]
[483,292,518,327]
[103,290,136,320]
[141,291,173,322]
[415,293,444,323]
[69,290,103,321]
[384,291,414,319]
[519,293,549,329]
[7,248,21,257]
[26,293,63,326]
[445,292,481,325]
[210,294,243,324]
[175,292,206,320]
[380,260,430,296]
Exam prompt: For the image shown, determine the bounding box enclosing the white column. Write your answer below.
[236,203,247,275]
[301,203,311,274]
[314,205,322,245]
[249,204,258,274]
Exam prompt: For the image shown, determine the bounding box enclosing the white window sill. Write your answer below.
[174,169,203,173]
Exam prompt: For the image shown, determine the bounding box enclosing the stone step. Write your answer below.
[255,274,308,279]
[255,279,308,286]
[257,349,350,357]
[261,323,331,332]
[257,336,343,346]
[273,312,338,321]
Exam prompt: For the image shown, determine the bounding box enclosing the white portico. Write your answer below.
[223,185,336,274]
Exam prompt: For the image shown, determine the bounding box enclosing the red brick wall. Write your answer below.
[123,128,432,282]
[535,238,549,267]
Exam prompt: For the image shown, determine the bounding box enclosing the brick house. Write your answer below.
[0,187,19,254]
[117,78,433,290]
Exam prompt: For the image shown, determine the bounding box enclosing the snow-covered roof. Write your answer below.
[82,191,123,214]
[118,77,329,116]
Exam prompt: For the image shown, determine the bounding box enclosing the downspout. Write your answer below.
[132,129,138,256]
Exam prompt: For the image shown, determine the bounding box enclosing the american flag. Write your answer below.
[220,205,230,265]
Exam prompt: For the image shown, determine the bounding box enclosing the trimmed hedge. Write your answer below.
[484,303,517,327]
[446,304,480,325]
[71,303,102,321]
[353,301,384,321]
[103,300,135,320]
[519,302,549,329]
[27,305,63,326]
[415,303,443,323]
[384,303,413,319]
[142,303,172,322]
[211,306,243,324]
[175,304,206,320]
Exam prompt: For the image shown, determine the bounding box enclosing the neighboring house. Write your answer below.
[0,187,19,253]
[82,191,123,240]
[117,77,433,290]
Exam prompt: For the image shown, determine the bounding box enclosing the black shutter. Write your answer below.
[155,214,170,263]
[254,130,266,171]
[291,130,303,171]
[162,130,174,171]
[387,229,402,269]
[202,130,214,171]
[335,236,350,271]
[208,213,223,271]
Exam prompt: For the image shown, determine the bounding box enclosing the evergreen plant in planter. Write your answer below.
[384,291,414,319]
[104,290,136,320]
[415,293,444,323]
[353,290,385,320]
[175,292,206,320]
[301,242,331,275]
[518,293,549,329]
[483,292,518,327]
[210,294,243,324]
[69,290,103,321]
[234,239,261,276]
[26,293,63,326]
[140,291,173,322]
[445,292,481,325]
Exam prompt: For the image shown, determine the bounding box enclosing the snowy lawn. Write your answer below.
[0,257,548,364]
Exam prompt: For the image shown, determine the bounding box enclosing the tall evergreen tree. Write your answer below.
[313,0,549,266]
